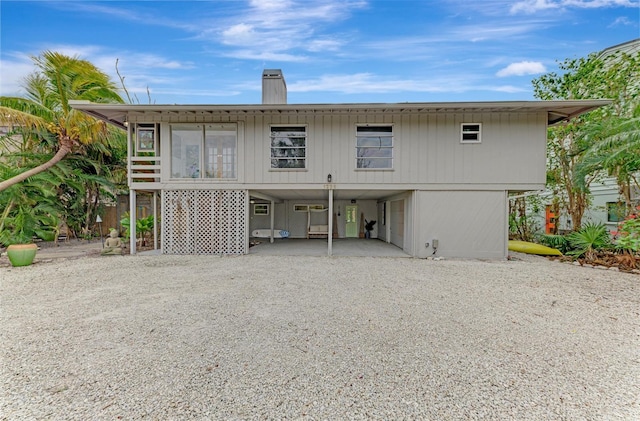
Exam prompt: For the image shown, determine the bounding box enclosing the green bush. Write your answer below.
[120,213,155,246]
[615,215,640,252]
[567,222,611,260]
[539,234,569,254]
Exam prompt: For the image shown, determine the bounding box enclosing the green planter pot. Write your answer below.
[7,243,38,267]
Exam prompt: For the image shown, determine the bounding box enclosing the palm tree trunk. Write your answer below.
[0,136,74,192]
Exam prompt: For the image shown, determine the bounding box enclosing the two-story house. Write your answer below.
[71,70,608,258]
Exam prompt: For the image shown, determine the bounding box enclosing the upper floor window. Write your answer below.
[136,124,157,154]
[461,123,482,143]
[270,126,306,169]
[356,125,393,169]
[170,124,237,179]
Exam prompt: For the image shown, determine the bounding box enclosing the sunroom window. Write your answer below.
[356,125,393,169]
[270,126,306,169]
[170,124,237,179]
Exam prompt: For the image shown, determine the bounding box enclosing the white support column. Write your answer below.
[269,200,275,243]
[129,190,137,255]
[153,191,158,251]
[386,200,391,243]
[328,189,333,256]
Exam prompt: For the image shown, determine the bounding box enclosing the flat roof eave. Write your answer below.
[70,99,612,129]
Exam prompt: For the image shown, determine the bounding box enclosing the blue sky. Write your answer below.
[1,0,638,104]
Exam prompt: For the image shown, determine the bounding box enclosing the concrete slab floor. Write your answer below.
[249,237,410,257]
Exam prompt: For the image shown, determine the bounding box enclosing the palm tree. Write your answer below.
[0,51,124,192]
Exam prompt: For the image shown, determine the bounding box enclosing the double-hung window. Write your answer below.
[356,125,393,169]
[170,124,237,179]
[270,126,306,169]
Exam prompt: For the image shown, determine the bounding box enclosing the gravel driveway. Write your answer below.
[1,254,639,420]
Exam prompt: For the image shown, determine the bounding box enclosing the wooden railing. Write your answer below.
[130,156,161,184]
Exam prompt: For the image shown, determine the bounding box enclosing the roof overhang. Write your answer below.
[70,99,612,130]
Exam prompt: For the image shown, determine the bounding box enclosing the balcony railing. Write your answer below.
[130,156,161,184]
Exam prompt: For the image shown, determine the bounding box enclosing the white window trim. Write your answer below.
[355,124,394,170]
[461,123,482,143]
[270,124,307,170]
[169,123,238,180]
[254,204,269,216]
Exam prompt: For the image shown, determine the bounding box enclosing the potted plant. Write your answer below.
[0,202,58,266]
[0,166,59,267]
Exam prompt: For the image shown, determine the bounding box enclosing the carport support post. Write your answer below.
[129,190,137,255]
[153,191,158,251]
[328,188,333,256]
[270,199,275,243]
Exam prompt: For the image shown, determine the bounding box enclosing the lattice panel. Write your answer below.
[162,190,247,255]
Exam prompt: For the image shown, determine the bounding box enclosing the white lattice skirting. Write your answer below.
[162,190,247,255]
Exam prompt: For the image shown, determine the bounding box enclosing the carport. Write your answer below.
[249,187,412,257]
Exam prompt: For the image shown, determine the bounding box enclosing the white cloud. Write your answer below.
[496,61,547,77]
[223,50,308,62]
[286,73,526,96]
[510,0,558,13]
[216,0,367,60]
[0,55,33,97]
[609,16,635,26]
[248,0,294,11]
[511,0,638,14]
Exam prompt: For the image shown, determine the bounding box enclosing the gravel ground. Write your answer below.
[1,253,639,420]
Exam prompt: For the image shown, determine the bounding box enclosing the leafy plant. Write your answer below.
[508,195,542,241]
[614,212,640,252]
[0,163,59,245]
[120,213,155,246]
[566,222,611,260]
[538,234,569,254]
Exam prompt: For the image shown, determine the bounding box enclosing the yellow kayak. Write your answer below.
[508,240,562,256]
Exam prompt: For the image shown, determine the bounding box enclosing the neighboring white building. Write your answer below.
[71,70,608,258]
[536,39,640,235]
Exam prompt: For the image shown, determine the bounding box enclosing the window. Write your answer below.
[136,124,156,152]
[356,125,393,169]
[254,204,269,215]
[171,124,237,179]
[461,123,482,143]
[607,202,625,223]
[270,126,306,169]
[294,204,325,212]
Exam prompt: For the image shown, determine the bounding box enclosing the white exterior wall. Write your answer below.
[146,111,547,190]
[414,191,508,259]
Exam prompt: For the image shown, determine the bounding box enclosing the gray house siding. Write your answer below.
[150,111,546,189]
[138,110,546,257]
[415,190,508,259]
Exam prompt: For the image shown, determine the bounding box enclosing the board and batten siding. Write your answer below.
[414,190,508,259]
[151,110,546,189]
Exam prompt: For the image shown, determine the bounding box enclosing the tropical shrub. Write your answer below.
[120,213,155,246]
[614,212,640,252]
[0,163,59,245]
[566,222,611,260]
[538,234,570,254]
